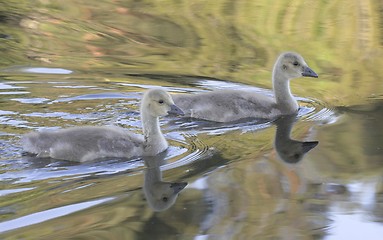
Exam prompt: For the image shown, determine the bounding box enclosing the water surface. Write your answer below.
[0,1,383,239]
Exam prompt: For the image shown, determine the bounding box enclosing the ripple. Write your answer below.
[11,98,50,104]
[0,110,17,115]
[0,83,25,90]
[168,117,272,135]
[0,157,144,183]
[0,197,114,233]
[22,111,101,120]
[196,78,270,93]
[52,92,137,103]
[117,82,197,93]
[2,67,73,74]
[0,116,29,128]
[300,98,340,124]
[0,187,35,197]
[161,134,214,171]
[0,91,29,95]
[305,107,339,124]
[53,85,97,89]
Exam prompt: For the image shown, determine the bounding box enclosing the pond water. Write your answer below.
[0,1,383,239]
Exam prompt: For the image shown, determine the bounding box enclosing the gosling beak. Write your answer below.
[170,182,188,194]
[168,104,185,116]
[302,66,318,78]
[302,141,319,153]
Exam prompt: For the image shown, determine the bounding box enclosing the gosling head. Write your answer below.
[276,52,318,80]
[141,88,184,117]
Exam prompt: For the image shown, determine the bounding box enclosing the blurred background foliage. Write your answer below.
[0,0,382,106]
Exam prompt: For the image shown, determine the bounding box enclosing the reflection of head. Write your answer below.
[274,115,319,164]
[143,180,187,211]
[143,154,187,211]
[275,140,318,164]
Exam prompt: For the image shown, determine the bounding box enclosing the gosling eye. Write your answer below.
[162,196,168,202]
[293,61,300,66]
[158,99,164,104]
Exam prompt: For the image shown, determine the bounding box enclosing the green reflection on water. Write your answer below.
[1,0,382,106]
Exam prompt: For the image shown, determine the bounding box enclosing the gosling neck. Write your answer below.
[140,110,168,157]
[272,67,299,113]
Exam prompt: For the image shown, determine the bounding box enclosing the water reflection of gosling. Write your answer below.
[274,114,318,164]
[22,88,184,162]
[143,153,187,211]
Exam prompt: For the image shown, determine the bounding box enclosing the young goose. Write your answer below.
[172,52,318,122]
[21,88,184,162]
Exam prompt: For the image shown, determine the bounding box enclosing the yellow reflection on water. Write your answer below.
[1,0,382,106]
